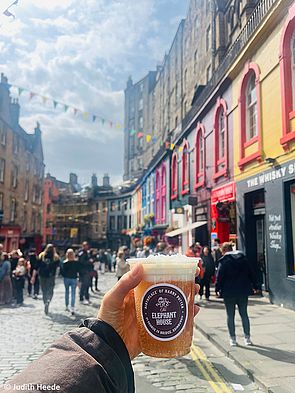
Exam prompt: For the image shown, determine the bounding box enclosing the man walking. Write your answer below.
[215,242,257,347]
[78,241,92,305]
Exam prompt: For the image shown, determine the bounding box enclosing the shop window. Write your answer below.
[155,168,161,224]
[181,140,190,195]
[161,164,166,223]
[213,98,228,179]
[280,4,295,149]
[171,152,178,200]
[238,62,262,169]
[286,182,295,276]
[195,123,205,189]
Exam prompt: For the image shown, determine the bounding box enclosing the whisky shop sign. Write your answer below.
[246,162,295,189]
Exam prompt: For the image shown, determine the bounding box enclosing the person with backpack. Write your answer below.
[215,242,257,347]
[36,244,60,315]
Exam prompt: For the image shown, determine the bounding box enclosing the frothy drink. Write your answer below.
[128,255,198,358]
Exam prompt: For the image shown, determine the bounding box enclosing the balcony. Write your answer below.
[182,0,278,131]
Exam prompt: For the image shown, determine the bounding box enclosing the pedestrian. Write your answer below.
[0,252,12,306]
[97,249,107,275]
[12,257,26,306]
[106,249,113,272]
[28,249,40,300]
[78,241,93,305]
[112,251,117,271]
[115,250,130,281]
[38,244,60,315]
[61,248,80,315]
[215,242,257,347]
[10,249,22,302]
[199,246,215,300]
[213,238,223,268]
[4,264,200,393]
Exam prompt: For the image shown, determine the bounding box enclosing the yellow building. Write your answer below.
[229,0,295,309]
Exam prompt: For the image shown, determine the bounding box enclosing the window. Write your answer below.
[11,165,18,188]
[155,169,161,224]
[110,216,116,231]
[111,202,116,211]
[129,215,132,229]
[195,123,205,189]
[123,216,127,229]
[213,98,228,179]
[171,152,178,200]
[238,62,261,169]
[33,186,41,204]
[206,25,211,52]
[25,180,29,202]
[118,201,121,211]
[10,198,16,222]
[206,65,211,83]
[161,164,166,223]
[1,125,7,146]
[13,134,19,155]
[246,73,258,141]
[0,192,3,211]
[139,98,143,110]
[124,200,128,210]
[23,209,27,232]
[0,159,5,182]
[194,50,198,73]
[117,216,122,231]
[139,116,143,129]
[181,140,189,195]
[280,6,295,148]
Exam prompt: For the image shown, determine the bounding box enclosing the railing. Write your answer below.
[182,0,278,131]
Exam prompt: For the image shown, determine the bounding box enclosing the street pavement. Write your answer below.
[0,274,262,393]
[196,294,295,393]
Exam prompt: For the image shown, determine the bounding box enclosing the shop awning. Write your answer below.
[165,221,207,237]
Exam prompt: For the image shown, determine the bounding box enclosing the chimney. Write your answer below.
[69,173,78,186]
[103,173,110,187]
[10,98,20,127]
[91,173,98,188]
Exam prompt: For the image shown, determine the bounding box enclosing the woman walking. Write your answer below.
[0,252,12,306]
[115,250,130,281]
[12,257,26,306]
[61,249,80,315]
[37,244,60,315]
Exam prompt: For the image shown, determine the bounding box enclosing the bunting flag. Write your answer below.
[109,122,113,128]
[92,115,96,122]
[116,123,121,129]
[171,143,175,150]
[18,87,24,96]
[130,130,136,136]
[101,119,105,125]
[64,104,69,112]
[73,108,78,116]
[152,136,157,143]
[137,132,144,138]
[165,141,170,149]
[42,96,48,104]
[146,135,152,142]
[29,92,36,100]
[83,112,89,120]
[178,146,184,152]
[53,100,58,109]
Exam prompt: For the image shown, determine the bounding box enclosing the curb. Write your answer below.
[194,321,274,393]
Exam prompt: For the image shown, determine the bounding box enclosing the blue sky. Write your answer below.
[0,0,188,185]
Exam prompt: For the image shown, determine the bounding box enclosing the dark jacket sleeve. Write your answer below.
[215,261,225,293]
[4,319,134,393]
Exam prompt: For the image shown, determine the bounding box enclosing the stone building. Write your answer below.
[0,74,44,252]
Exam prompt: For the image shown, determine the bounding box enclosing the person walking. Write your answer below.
[28,249,40,299]
[213,238,223,268]
[106,249,113,272]
[97,249,107,275]
[61,249,80,315]
[38,244,60,315]
[0,252,12,306]
[199,246,215,300]
[78,241,93,305]
[215,242,257,347]
[115,250,130,281]
[12,257,26,306]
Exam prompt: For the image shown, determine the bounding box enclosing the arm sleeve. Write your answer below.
[6,319,134,393]
[215,263,224,293]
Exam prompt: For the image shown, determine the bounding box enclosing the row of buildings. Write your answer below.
[120,0,295,310]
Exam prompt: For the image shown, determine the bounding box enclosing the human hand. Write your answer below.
[98,264,200,360]
[30,278,35,285]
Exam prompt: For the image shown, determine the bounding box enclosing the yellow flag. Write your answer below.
[83,112,89,119]
[146,134,152,142]
[178,146,183,152]
[170,143,175,150]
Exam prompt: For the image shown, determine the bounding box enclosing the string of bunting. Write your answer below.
[6,81,183,150]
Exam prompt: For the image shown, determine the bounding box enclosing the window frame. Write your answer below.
[11,165,18,188]
[155,168,161,224]
[181,140,190,195]
[10,198,16,222]
[1,125,7,146]
[213,98,228,180]
[280,4,295,149]
[238,62,262,169]
[171,151,178,200]
[0,158,5,183]
[195,123,205,189]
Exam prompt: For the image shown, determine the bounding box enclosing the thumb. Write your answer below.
[105,263,144,308]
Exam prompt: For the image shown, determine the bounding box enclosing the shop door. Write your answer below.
[255,215,269,291]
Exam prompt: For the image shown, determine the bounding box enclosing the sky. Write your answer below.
[0,0,188,186]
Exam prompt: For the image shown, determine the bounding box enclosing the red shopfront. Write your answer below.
[211,182,237,245]
[0,226,21,252]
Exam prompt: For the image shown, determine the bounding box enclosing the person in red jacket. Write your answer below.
[3,264,200,393]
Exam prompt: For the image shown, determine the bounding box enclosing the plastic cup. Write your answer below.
[127,255,198,358]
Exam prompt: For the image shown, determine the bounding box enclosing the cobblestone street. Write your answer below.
[0,274,262,393]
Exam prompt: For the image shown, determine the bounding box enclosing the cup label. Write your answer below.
[141,283,188,341]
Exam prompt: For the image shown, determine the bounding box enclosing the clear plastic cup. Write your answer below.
[128,255,198,358]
